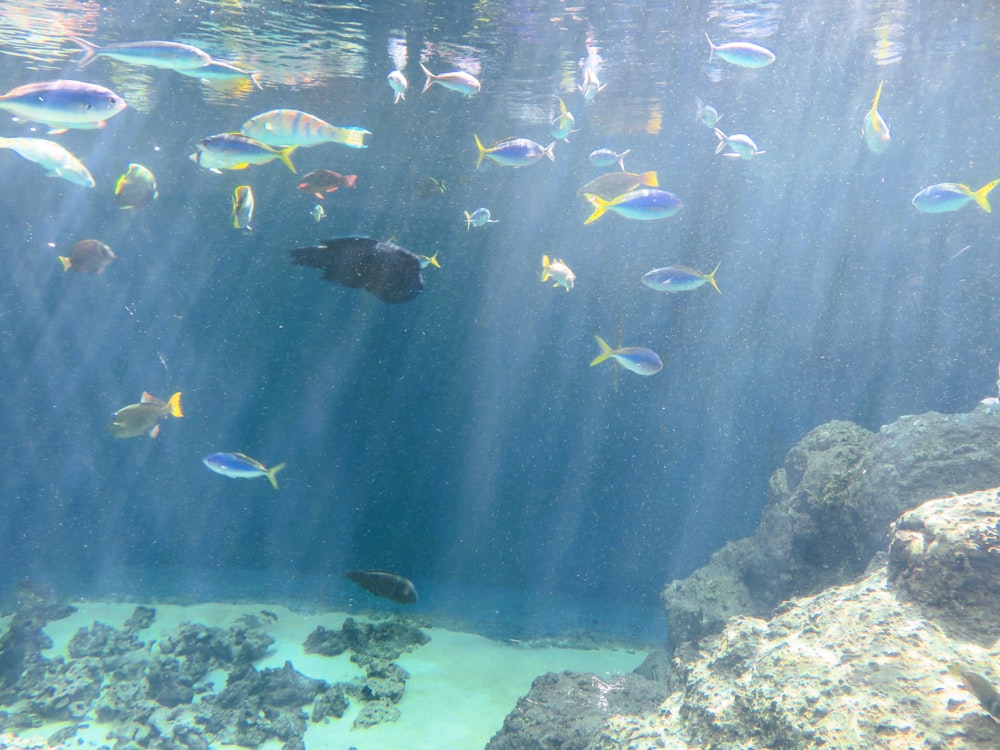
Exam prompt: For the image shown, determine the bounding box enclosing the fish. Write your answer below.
[414,176,446,197]
[696,97,721,128]
[583,188,682,224]
[642,263,721,294]
[232,185,254,230]
[418,251,441,269]
[464,207,499,230]
[107,391,183,439]
[311,204,326,222]
[419,62,481,95]
[951,666,1000,720]
[175,59,263,90]
[550,97,575,142]
[59,239,115,274]
[388,69,407,103]
[297,169,357,200]
[202,452,287,490]
[0,79,126,132]
[714,129,765,160]
[578,67,606,103]
[290,237,424,303]
[589,148,630,170]
[911,181,999,214]
[474,135,555,169]
[0,137,94,187]
[590,336,663,376]
[862,80,891,155]
[705,33,776,68]
[541,255,575,291]
[190,133,297,174]
[114,163,158,209]
[240,109,370,149]
[577,170,658,201]
[346,569,418,604]
[69,37,213,70]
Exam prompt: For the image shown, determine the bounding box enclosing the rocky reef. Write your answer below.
[0,607,430,750]
[486,407,1000,749]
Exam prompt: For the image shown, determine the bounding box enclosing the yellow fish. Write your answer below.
[862,80,890,155]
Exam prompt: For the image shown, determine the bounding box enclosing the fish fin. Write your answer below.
[973,180,1000,213]
[332,126,370,149]
[250,72,264,91]
[713,129,727,154]
[706,262,722,294]
[165,392,184,418]
[543,142,556,162]
[705,32,716,62]
[266,462,287,490]
[46,127,69,136]
[616,149,631,171]
[590,335,615,367]
[140,392,163,405]
[870,80,885,127]
[583,193,610,225]
[541,255,551,281]
[58,256,71,272]
[148,424,160,438]
[640,170,658,187]
[277,146,297,174]
[473,134,487,170]
[420,62,435,93]
[427,252,441,268]
[68,36,99,68]
[464,211,473,230]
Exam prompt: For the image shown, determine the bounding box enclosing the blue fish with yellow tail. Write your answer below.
[203,452,287,490]
[191,133,297,174]
[862,81,891,155]
[474,135,555,169]
[705,33,775,68]
[583,188,682,224]
[643,263,721,294]
[241,109,370,149]
[550,97,575,142]
[912,180,1000,214]
[590,336,662,376]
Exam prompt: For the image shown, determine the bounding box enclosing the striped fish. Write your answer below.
[240,109,370,149]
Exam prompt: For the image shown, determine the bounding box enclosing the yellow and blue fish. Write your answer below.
[590,336,662,376]
[550,97,575,142]
[912,181,1000,214]
[190,133,297,173]
[583,188,682,224]
[203,452,287,490]
[642,264,721,294]
[0,79,126,132]
[862,80,891,155]
[240,109,370,149]
[474,135,555,169]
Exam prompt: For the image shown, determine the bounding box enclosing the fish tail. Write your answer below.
[58,256,72,272]
[332,126,370,149]
[583,193,610,225]
[474,134,487,170]
[616,149,631,171]
[427,252,441,268]
[69,36,99,69]
[973,179,1000,213]
[705,32,716,62]
[165,392,184,418]
[464,211,473,230]
[543,142,556,162]
[640,171,659,187]
[541,255,551,281]
[871,80,885,112]
[266,462,287,490]
[713,128,727,154]
[590,335,615,367]
[420,62,435,93]
[277,145,298,174]
[706,262,722,294]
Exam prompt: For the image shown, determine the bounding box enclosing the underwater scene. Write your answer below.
[2,0,1000,748]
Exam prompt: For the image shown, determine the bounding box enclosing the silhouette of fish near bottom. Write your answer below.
[346,570,418,604]
[290,237,424,303]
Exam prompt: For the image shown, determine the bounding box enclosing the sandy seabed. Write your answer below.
[24,602,644,750]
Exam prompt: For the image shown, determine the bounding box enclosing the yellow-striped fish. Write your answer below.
[240,109,370,149]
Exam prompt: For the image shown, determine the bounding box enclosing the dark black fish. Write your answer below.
[346,569,418,604]
[290,237,424,304]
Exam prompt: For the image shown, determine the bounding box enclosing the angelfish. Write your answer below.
[202,452,287,489]
[862,80,891,155]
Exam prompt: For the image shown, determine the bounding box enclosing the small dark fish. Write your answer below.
[413,176,445,198]
[297,169,357,200]
[59,239,115,273]
[346,570,418,604]
[290,237,424,303]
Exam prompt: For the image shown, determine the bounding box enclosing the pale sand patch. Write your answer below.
[32,602,644,750]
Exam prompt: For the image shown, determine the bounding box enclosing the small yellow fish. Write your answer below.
[232,185,254,230]
[108,391,183,439]
[541,255,575,291]
[862,80,891,155]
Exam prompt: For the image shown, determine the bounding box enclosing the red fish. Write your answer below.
[297,169,357,200]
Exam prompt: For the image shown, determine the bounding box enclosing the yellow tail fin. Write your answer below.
[332,126,370,149]
[474,134,487,170]
[973,179,1000,213]
[706,262,722,294]
[166,392,184,418]
[59,256,72,272]
[277,145,298,174]
[639,171,658,187]
[266,462,287,490]
[590,335,615,367]
[583,193,611,225]
[541,255,551,282]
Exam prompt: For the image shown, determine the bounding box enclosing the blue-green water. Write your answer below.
[0,0,997,644]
